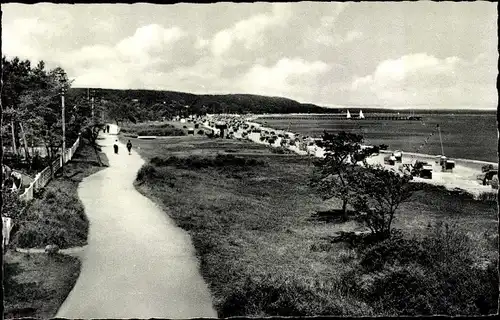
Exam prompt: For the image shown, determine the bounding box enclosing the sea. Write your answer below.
[254,111,498,163]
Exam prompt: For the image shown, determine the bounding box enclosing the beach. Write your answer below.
[201,114,497,199]
[253,112,497,163]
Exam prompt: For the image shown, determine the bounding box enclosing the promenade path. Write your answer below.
[55,133,217,319]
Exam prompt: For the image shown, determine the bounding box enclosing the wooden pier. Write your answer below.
[259,115,423,121]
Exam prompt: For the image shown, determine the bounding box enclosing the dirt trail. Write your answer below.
[55,134,217,319]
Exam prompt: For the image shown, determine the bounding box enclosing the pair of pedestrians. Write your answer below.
[114,140,133,155]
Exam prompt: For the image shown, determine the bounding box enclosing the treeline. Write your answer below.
[2,56,105,173]
[68,88,337,124]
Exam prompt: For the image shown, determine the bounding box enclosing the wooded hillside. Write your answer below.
[67,88,336,123]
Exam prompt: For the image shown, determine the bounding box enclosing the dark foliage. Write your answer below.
[341,224,499,316]
[66,88,338,122]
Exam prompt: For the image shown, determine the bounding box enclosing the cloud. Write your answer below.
[2,2,497,109]
[237,58,331,100]
[2,18,59,63]
[116,24,186,62]
[210,3,293,56]
[345,30,363,43]
[348,53,498,106]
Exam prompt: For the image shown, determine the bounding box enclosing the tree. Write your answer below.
[1,56,32,159]
[350,165,414,239]
[19,64,73,176]
[310,131,366,220]
[77,98,106,166]
[106,99,134,125]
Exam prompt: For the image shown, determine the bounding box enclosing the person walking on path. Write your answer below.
[113,140,119,154]
[126,140,132,155]
[55,134,217,319]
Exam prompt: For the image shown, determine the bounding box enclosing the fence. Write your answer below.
[18,136,81,202]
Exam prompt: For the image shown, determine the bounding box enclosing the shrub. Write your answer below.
[271,147,291,154]
[477,192,497,202]
[8,183,89,249]
[197,130,205,135]
[136,164,160,181]
[2,190,24,219]
[358,230,428,272]
[342,223,499,316]
[220,274,349,317]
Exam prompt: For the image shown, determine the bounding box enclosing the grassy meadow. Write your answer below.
[3,251,81,319]
[120,121,186,138]
[124,131,498,317]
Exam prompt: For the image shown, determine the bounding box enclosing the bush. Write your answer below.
[2,190,24,219]
[8,181,89,249]
[198,130,205,135]
[271,147,291,154]
[220,274,349,317]
[477,192,497,202]
[358,231,428,272]
[136,163,160,181]
[342,224,499,316]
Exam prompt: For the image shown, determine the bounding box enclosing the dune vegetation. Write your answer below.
[128,133,498,317]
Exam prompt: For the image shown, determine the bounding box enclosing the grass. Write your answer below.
[3,138,109,319]
[129,132,498,317]
[5,139,109,249]
[120,121,186,137]
[3,251,81,319]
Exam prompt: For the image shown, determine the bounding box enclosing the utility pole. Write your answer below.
[61,86,66,175]
[91,89,95,119]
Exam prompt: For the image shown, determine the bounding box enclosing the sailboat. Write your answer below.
[359,110,365,119]
[346,110,351,119]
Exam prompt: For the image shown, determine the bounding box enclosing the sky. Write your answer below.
[1,2,498,109]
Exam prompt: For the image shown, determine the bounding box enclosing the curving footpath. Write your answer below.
[55,133,217,319]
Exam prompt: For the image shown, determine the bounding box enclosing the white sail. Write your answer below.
[359,110,365,119]
[346,110,351,119]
